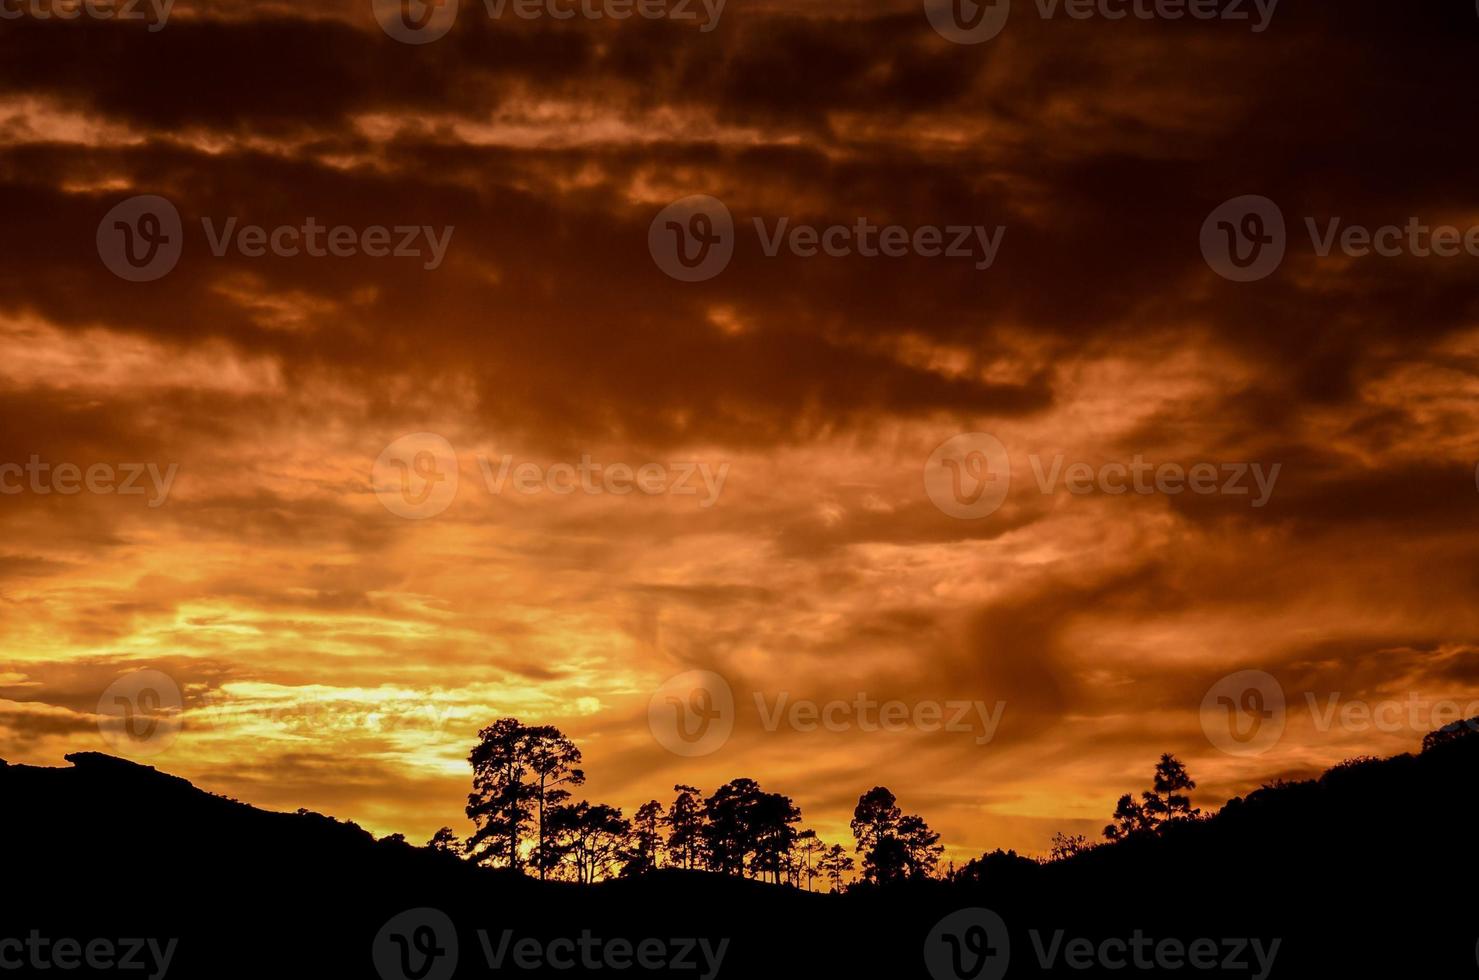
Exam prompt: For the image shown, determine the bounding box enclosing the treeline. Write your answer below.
[422,718,946,889]
[418,720,1219,888]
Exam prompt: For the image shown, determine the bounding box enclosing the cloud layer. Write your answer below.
[1,0,1477,859]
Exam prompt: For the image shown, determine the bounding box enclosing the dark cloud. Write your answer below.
[1,0,1476,859]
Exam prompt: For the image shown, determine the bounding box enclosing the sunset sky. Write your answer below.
[2,0,1478,865]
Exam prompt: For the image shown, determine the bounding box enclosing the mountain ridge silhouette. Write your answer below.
[5,722,1477,977]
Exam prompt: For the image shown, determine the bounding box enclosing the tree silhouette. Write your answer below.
[465,718,586,874]
[897,813,944,878]
[1048,831,1089,861]
[782,845,802,888]
[1104,754,1201,841]
[1422,716,1479,753]
[795,830,824,891]
[624,800,665,876]
[666,784,706,870]
[465,718,537,869]
[544,801,630,883]
[1104,793,1152,840]
[427,826,462,855]
[818,843,855,892]
[850,786,902,857]
[851,787,941,883]
[463,721,1064,887]
[525,726,585,881]
[868,836,911,883]
[1145,753,1199,824]
[950,848,1039,885]
[747,789,802,884]
[701,779,801,880]
[703,779,758,874]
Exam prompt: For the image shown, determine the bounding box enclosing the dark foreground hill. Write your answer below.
[3,727,1477,978]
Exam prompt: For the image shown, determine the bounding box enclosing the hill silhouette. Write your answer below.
[4,725,1477,978]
